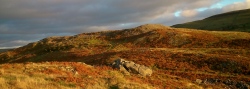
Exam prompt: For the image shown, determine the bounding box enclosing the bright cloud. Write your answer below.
[222,0,250,12]
[180,10,198,17]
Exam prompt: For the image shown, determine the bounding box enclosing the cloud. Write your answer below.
[0,0,221,29]
[180,10,198,17]
[222,0,250,12]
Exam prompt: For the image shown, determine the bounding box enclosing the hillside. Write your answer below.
[1,24,250,88]
[172,9,250,32]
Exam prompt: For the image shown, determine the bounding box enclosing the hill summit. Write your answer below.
[134,24,170,30]
[0,24,250,88]
[172,9,250,32]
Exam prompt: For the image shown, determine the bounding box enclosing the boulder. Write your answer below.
[112,58,152,76]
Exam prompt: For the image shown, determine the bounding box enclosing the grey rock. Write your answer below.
[112,58,152,76]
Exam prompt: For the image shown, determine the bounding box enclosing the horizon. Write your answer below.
[0,0,250,49]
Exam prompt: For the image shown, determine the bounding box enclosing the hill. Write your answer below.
[0,24,250,88]
[172,9,250,32]
[0,49,11,53]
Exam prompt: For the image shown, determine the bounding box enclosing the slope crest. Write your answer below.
[172,9,250,32]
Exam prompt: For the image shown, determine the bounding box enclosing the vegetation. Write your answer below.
[0,24,250,88]
[172,9,250,32]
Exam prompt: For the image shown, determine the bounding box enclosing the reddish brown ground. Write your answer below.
[1,24,250,88]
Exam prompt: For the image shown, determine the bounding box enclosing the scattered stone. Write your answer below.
[112,58,152,76]
[196,79,202,84]
[236,81,248,89]
[223,79,234,86]
[74,71,79,75]
[203,78,221,84]
[201,78,249,89]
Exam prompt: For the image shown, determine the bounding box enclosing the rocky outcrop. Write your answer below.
[195,78,249,89]
[112,58,152,76]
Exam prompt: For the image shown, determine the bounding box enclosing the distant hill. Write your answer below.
[0,24,250,88]
[0,49,11,53]
[172,9,250,32]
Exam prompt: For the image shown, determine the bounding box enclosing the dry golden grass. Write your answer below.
[0,62,214,89]
[0,73,81,89]
[0,62,159,89]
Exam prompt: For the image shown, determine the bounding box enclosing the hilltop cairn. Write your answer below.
[112,58,153,76]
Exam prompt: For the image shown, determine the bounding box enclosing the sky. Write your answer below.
[0,0,249,49]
